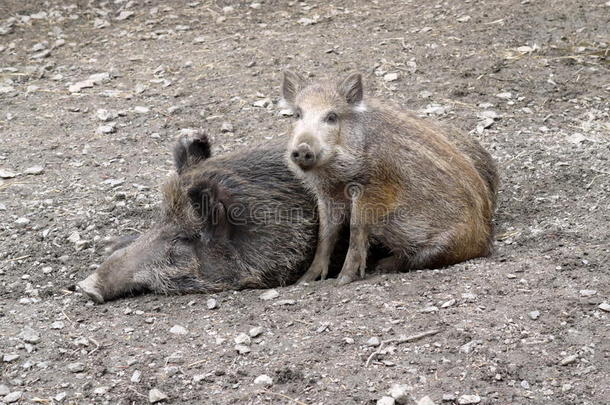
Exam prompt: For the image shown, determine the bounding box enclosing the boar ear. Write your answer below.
[281,70,304,106]
[174,133,212,174]
[338,72,363,104]
[187,182,232,240]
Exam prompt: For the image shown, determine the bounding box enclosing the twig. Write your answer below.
[61,310,73,324]
[88,337,101,355]
[186,359,207,368]
[127,386,147,398]
[263,389,309,405]
[366,329,441,367]
[4,255,30,262]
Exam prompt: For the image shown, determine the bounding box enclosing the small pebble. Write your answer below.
[169,325,188,335]
[457,395,481,404]
[131,370,142,383]
[599,302,610,312]
[148,388,168,403]
[234,333,251,345]
[249,326,264,338]
[378,396,396,405]
[3,354,20,362]
[134,106,150,114]
[67,362,86,373]
[220,122,234,133]
[235,344,251,354]
[559,354,578,366]
[259,289,279,300]
[0,385,9,396]
[579,289,597,297]
[254,374,273,386]
[441,299,455,308]
[206,298,218,310]
[388,383,412,404]
[418,396,436,405]
[4,391,23,404]
[24,166,44,175]
[383,72,399,82]
[528,310,540,320]
[367,337,381,347]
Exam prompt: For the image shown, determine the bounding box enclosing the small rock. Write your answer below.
[275,299,297,306]
[599,302,610,312]
[69,79,95,93]
[442,394,456,402]
[97,124,116,134]
[54,392,67,402]
[4,391,23,403]
[206,298,218,309]
[388,383,412,404]
[254,374,273,386]
[253,98,271,108]
[67,362,86,373]
[131,370,142,383]
[220,122,234,133]
[559,354,578,366]
[495,92,513,99]
[193,36,206,44]
[134,106,150,114]
[418,396,436,405]
[279,109,293,117]
[234,333,251,345]
[193,374,207,383]
[102,178,124,187]
[50,321,65,329]
[32,49,51,59]
[0,385,9,396]
[89,72,111,84]
[97,109,117,122]
[367,337,381,347]
[235,344,251,354]
[567,133,586,144]
[249,326,264,338]
[0,203,6,211]
[259,289,279,300]
[0,169,17,178]
[15,217,30,226]
[579,289,596,297]
[24,166,44,175]
[116,11,135,21]
[19,326,40,344]
[457,395,481,404]
[421,305,438,313]
[169,325,188,335]
[3,354,20,362]
[378,397,396,405]
[148,388,168,403]
[520,380,530,390]
[383,72,400,82]
[459,340,481,354]
[93,386,109,395]
[67,231,81,243]
[457,15,471,23]
[441,299,456,308]
[528,310,540,320]
[562,383,572,392]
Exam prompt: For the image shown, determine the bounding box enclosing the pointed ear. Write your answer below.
[187,182,232,240]
[281,70,304,106]
[174,133,212,174]
[338,72,363,104]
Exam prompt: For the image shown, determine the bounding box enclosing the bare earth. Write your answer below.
[0,1,609,404]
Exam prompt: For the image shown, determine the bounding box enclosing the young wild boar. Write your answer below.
[282,71,499,285]
[77,133,321,303]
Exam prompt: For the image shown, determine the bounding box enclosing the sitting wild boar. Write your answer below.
[282,71,499,285]
[77,133,320,303]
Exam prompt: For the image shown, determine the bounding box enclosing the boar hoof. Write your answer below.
[77,273,105,304]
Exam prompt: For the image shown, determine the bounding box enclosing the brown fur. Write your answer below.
[282,71,499,285]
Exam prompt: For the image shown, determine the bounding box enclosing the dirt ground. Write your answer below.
[1,0,609,404]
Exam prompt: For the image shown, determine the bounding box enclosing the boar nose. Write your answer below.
[290,143,317,170]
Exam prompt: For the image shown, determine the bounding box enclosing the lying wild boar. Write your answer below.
[77,133,319,303]
[282,71,499,285]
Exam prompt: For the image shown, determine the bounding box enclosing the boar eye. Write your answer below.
[325,112,338,124]
[293,108,302,120]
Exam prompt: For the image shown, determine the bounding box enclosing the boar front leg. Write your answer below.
[299,199,343,283]
[336,197,369,286]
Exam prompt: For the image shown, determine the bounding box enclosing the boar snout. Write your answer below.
[77,273,105,304]
[290,142,317,170]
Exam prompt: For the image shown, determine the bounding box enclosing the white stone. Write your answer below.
[259,289,279,300]
[378,397,396,405]
[383,72,400,82]
[169,325,188,335]
[457,395,481,404]
[148,388,168,403]
[254,374,273,386]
